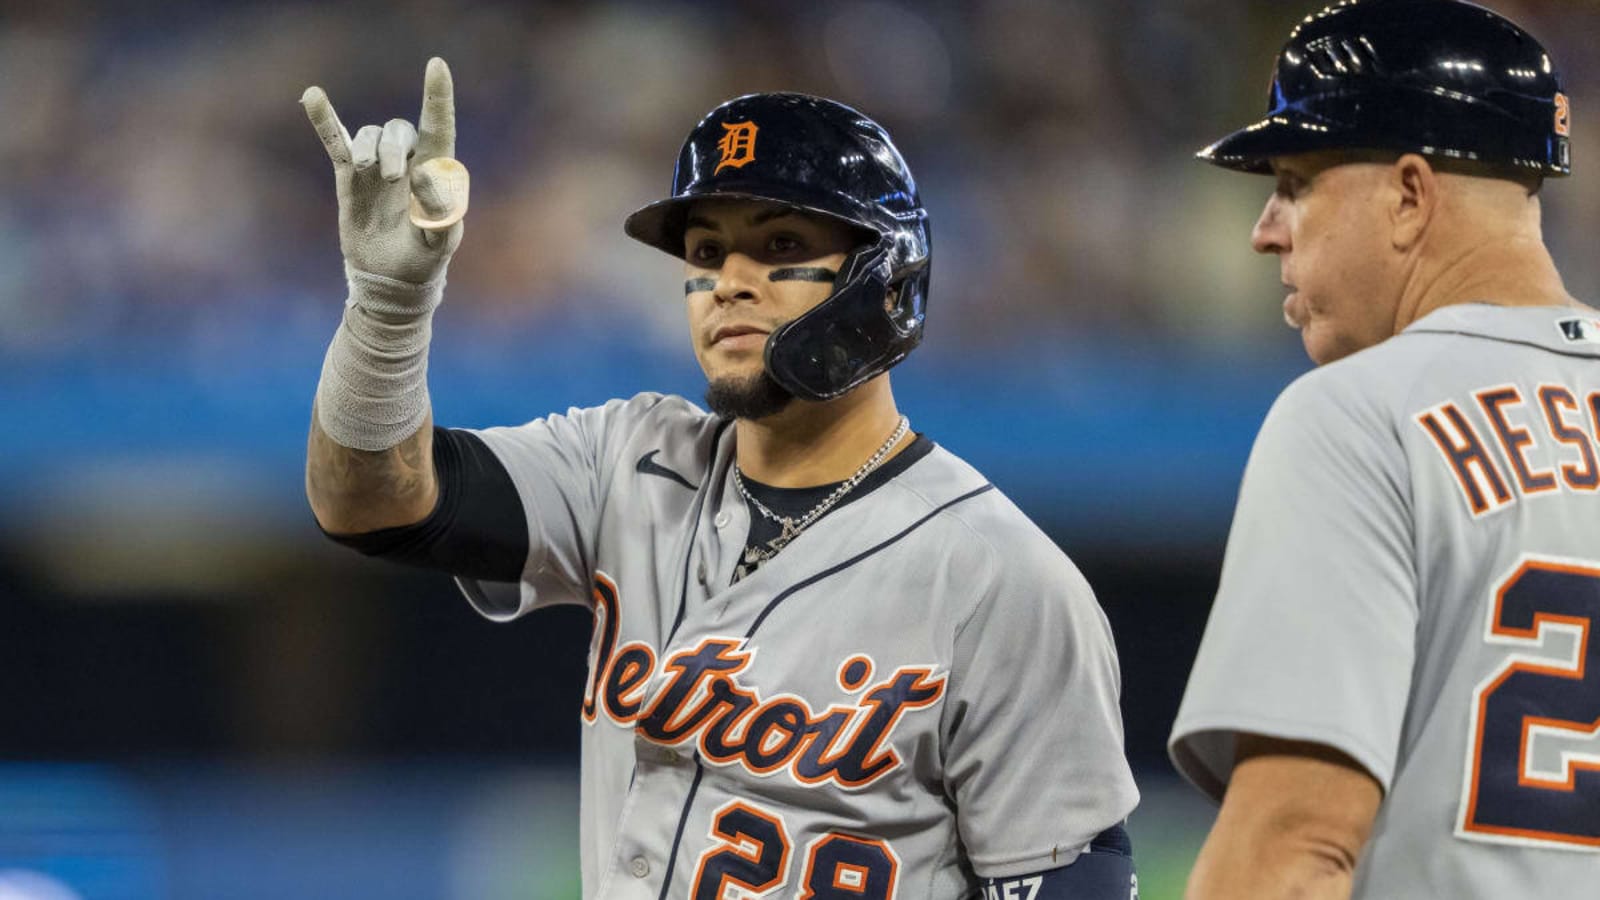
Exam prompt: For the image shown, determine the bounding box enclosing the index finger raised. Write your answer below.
[301,85,353,168]
[414,57,456,162]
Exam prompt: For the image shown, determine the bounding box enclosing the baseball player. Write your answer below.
[1168,1,1599,897]
[301,60,1139,898]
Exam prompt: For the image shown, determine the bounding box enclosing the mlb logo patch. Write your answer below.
[1557,317,1600,343]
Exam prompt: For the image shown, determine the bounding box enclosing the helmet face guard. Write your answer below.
[765,236,928,401]
[624,93,931,401]
[1201,0,1570,178]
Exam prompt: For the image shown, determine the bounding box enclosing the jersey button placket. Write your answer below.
[713,511,731,528]
[629,856,650,878]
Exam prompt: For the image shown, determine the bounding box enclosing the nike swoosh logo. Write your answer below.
[635,450,698,490]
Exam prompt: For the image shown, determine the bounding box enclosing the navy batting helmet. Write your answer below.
[625,93,930,402]
[1201,0,1570,177]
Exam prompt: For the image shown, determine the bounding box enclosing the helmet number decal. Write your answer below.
[716,121,760,173]
[1555,92,1571,137]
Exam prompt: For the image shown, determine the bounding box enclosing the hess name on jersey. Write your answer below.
[1415,381,1600,517]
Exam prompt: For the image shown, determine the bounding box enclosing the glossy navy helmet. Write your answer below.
[1201,0,1570,178]
[625,93,931,402]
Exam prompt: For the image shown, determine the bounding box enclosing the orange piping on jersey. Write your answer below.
[637,638,758,741]
[1461,821,1600,847]
[1416,402,1514,516]
[602,642,656,723]
[1589,391,1600,462]
[696,666,945,787]
[807,668,945,787]
[837,655,876,692]
[1518,713,1600,791]
[699,684,818,771]
[1503,602,1590,792]
[787,704,880,784]
[1497,559,1593,794]
[833,863,868,891]
[582,572,623,724]
[617,635,948,788]
[1477,386,1560,496]
[798,832,901,900]
[1538,385,1600,491]
[1463,813,1600,847]
[691,800,791,900]
[1462,558,1600,848]
[717,693,820,776]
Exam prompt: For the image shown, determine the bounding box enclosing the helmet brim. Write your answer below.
[1196,114,1355,174]
[624,187,882,260]
[1199,106,1571,177]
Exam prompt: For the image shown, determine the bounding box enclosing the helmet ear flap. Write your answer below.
[836,237,896,298]
[885,255,930,337]
[766,237,915,402]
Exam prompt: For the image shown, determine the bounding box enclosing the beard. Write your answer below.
[704,370,794,420]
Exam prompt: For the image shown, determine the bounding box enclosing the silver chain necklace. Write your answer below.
[731,416,910,582]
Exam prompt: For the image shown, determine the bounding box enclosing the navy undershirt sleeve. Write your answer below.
[977,824,1136,899]
[320,427,528,582]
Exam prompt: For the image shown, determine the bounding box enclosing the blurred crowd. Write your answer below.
[2,13,1596,889]
[2,0,1598,363]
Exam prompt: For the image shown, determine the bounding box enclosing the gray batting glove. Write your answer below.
[302,57,467,287]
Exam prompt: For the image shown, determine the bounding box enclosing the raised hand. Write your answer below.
[302,57,468,285]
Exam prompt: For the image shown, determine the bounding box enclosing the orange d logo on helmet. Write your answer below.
[1555,92,1571,137]
[715,121,758,173]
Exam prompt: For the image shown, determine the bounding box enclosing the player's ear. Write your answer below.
[1389,153,1436,251]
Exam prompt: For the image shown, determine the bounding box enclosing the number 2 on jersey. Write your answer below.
[692,802,788,899]
[1459,557,1600,849]
[692,799,899,899]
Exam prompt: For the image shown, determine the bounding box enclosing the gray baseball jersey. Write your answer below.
[455,392,1139,899]
[1171,304,1600,896]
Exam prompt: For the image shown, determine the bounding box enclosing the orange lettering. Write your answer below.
[715,121,759,173]
[1417,402,1514,516]
[1538,385,1599,491]
[1478,387,1558,496]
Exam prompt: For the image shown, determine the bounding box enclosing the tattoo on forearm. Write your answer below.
[307,415,434,528]
[327,435,425,493]
[685,278,716,294]
[769,267,837,283]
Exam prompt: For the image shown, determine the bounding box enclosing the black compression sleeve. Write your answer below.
[977,825,1136,899]
[321,427,529,582]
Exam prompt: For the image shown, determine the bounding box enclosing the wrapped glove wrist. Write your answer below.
[314,265,445,451]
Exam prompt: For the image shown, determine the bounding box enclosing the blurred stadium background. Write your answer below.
[1,0,1596,897]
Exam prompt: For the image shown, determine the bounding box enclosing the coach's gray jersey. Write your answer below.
[1172,304,1600,896]
[458,393,1138,899]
